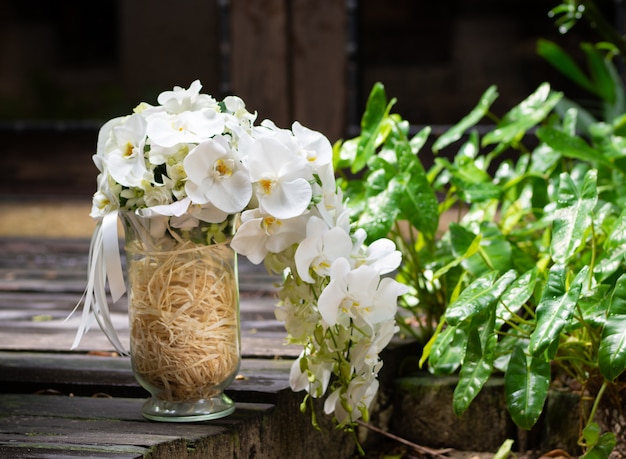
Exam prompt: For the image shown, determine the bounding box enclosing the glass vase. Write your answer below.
[122,212,240,422]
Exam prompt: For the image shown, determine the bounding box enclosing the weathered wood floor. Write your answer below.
[0,237,356,458]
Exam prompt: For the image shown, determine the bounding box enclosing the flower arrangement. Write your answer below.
[73,80,406,431]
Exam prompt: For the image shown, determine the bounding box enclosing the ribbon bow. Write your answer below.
[69,210,128,354]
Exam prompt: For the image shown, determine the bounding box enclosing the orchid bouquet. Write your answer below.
[74,80,406,431]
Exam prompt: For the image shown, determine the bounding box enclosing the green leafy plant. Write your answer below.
[334,36,626,456]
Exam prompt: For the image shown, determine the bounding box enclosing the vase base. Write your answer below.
[141,393,236,422]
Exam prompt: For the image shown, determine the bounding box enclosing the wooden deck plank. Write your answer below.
[0,391,354,459]
[0,351,295,404]
[0,295,298,355]
[0,393,276,459]
[0,299,299,357]
[0,445,144,459]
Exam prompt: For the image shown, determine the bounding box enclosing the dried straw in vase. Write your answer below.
[127,240,239,402]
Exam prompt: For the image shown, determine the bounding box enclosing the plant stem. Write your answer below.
[589,223,597,290]
[355,420,453,458]
[584,379,608,432]
[580,0,626,57]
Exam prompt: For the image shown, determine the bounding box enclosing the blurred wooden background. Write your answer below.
[0,0,619,198]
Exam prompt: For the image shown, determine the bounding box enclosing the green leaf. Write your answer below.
[428,323,467,375]
[472,225,514,275]
[450,223,513,276]
[528,143,562,176]
[355,185,401,242]
[562,106,579,135]
[537,39,595,94]
[594,209,626,282]
[449,224,479,258]
[361,82,388,132]
[396,144,440,240]
[432,85,499,152]
[445,134,501,201]
[576,284,611,329]
[482,83,562,147]
[453,316,496,416]
[493,439,515,459]
[333,137,358,171]
[550,170,598,264]
[352,83,396,174]
[454,179,502,203]
[445,270,517,326]
[582,42,615,103]
[433,250,480,281]
[409,126,432,155]
[537,127,612,167]
[494,322,534,372]
[419,318,445,368]
[598,273,626,381]
[583,422,602,447]
[554,96,598,135]
[357,141,439,243]
[604,55,626,119]
[505,342,550,430]
[496,268,538,328]
[581,423,617,459]
[582,433,616,459]
[433,224,482,279]
[364,167,392,196]
[529,264,586,358]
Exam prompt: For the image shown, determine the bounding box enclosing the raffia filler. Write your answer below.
[126,240,239,402]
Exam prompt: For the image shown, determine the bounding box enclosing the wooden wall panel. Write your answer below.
[291,0,347,142]
[230,0,347,141]
[230,0,290,127]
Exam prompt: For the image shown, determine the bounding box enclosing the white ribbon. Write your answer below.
[102,211,125,302]
[69,210,128,355]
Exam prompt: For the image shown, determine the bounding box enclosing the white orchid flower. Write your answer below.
[147,143,187,166]
[134,198,228,228]
[291,121,332,170]
[348,320,398,374]
[248,134,313,219]
[146,109,225,148]
[156,79,218,113]
[172,203,229,227]
[317,257,401,328]
[135,197,191,219]
[289,352,333,397]
[183,136,252,214]
[223,95,257,129]
[360,238,403,275]
[230,209,308,264]
[313,162,338,200]
[100,113,149,188]
[95,116,126,167]
[323,375,379,425]
[90,173,121,218]
[294,216,353,283]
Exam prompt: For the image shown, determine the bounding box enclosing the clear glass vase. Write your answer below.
[122,212,240,422]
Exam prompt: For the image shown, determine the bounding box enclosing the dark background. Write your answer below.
[0,0,620,197]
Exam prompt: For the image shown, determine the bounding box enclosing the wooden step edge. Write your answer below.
[0,388,356,459]
[0,350,294,405]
